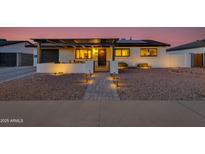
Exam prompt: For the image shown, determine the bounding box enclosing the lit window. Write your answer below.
[75,49,92,59]
[140,48,157,57]
[115,49,130,57]
[115,50,122,57]
[122,49,129,56]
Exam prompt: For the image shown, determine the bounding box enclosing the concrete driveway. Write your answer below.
[0,100,205,127]
[0,66,36,83]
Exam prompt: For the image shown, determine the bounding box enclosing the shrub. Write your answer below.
[118,62,128,68]
[137,63,151,69]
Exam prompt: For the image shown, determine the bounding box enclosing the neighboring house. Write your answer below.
[0,39,37,67]
[167,39,205,68]
[33,38,170,73]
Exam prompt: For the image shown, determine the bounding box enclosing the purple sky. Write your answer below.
[0,27,205,47]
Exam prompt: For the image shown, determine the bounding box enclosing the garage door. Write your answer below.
[41,49,59,63]
[0,53,17,66]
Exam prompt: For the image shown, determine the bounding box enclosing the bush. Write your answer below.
[118,62,128,68]
[137,63,151,69]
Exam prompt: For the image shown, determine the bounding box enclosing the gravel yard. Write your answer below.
[0,73,87,100]
[117,68,205,100]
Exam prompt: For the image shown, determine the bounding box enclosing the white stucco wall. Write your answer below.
[110,61,118,74]
[59,48,75,63]
[33,48,38,66]
[167,47,205,67]
[106,47,113,61]
[115,47,170,68]
[0,42,34,54]
[37,61,93,74]
[168,53,187,67]
[55,46,205,68]
[57,47,170,68]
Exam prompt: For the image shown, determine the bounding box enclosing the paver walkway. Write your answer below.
[83,73,120,100]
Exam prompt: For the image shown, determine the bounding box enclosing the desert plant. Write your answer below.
[118,62,128,68]
[137,63,151,69]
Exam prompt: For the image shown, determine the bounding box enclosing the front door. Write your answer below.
[98,49,106,66]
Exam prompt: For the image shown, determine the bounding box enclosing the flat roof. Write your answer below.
[32,38,170,47]
[116,39,170,47]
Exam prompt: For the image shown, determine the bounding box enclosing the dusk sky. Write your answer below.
[0,27,205,47]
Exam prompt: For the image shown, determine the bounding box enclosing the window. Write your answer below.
[140,48,157,57]
[115,48,130,57]
[75,49,92,59]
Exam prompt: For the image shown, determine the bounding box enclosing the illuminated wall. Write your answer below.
[58,47,113,62]
[114,47,170,68]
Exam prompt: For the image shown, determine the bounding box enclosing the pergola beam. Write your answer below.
[46,39,58,44]
[33,39,118,48]
[59,40,67,44]
[46,40,68,48]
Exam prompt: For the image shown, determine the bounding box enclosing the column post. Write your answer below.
[37,43,42,63]
[16,52,20,67]
[112,45,115,61]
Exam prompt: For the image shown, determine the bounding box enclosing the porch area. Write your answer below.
[33,38,119,74]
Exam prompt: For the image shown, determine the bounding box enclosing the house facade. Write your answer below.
[0,39,37,67]
[33,38,170,74]
[167,39,205,68]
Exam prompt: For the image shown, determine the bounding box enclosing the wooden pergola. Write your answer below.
[32,38,118,47]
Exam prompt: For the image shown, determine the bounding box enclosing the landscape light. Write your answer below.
[53,72,64,76]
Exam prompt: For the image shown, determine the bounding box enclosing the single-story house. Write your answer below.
[167,39,205,68]
[33,38,170,74]
[0,39,37,67]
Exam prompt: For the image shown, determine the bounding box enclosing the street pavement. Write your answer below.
[0,100,205,127]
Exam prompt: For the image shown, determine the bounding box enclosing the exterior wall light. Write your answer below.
[110,72,119,87]
[84,73,90,83]
[53,72,64,76]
